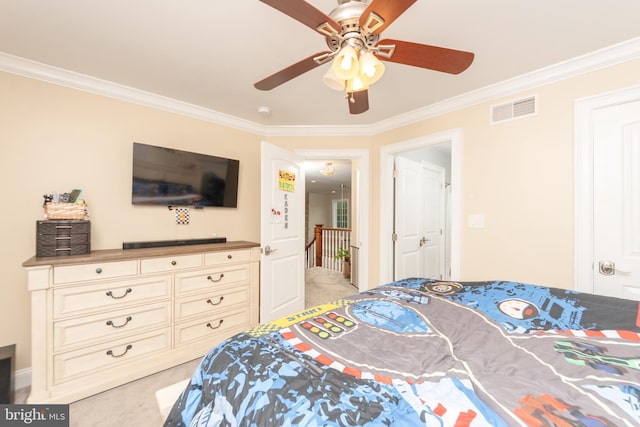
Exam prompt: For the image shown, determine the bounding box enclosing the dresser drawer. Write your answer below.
[175,309,250,346]
[53,328,171,385]
[38,244,90,258]
[175,265,249,296]
[175,286,250,321]
[37,220,90,235]
[204,249,251,266]
[53,276,171,318]
[54,260,137,284]
[140,254,202,274]
[53,302,172,351]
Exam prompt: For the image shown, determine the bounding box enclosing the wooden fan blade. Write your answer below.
[359,0,416,34]
[260,0,340,36]
[254,51,331,91]
[376,39,474,74]
[348,90,369,115]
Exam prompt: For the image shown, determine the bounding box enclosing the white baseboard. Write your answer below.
[15,367,31,391]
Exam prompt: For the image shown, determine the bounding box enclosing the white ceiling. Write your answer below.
[1,0,639,128]
[305,159,352,196]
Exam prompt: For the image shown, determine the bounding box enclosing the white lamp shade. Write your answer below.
[322,67,345,91]
[346,75,369,92]
[332,45,360,80]
[359,51,385,85]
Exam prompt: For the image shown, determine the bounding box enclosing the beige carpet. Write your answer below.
[16,267,356,426]
[305,266,358,307]
[15,357,200,426]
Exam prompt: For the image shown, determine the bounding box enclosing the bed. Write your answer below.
[163,278,640,426]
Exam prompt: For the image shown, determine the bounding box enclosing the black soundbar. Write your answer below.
[123,237,227,249]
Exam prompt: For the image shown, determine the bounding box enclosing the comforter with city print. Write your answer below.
[164,278,640,426]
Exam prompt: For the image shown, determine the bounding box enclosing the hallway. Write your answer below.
[305,267,358,308]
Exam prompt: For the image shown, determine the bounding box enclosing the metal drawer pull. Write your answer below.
[96,267,102,274]
[206,297,224,306]
[106,288,132,299]
[106,344,132,358]
[227,254,232,259]
[55,225,73,229]
[207,274,224,283]
[106,316,132,328]
[206,319,224,330]
[171,260,177,266]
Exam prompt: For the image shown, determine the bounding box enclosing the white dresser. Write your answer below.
[23,241,260,404]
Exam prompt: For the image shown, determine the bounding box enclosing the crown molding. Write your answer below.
[0,52,265,134]
[369,36,640,134]
[2,36,639,137]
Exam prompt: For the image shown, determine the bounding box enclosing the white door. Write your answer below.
[394,156,422,279]
[592,100,640,300]
[394,157,445,280]
[421,162,446,279]
[260,141,306,322]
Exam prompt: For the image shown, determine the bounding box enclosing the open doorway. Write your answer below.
[304,159,352,247]
[297,149,370,307]
[380,129,462,284]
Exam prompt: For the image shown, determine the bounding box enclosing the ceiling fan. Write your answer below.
[254,0,475,115]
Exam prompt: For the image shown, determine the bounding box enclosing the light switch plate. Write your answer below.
[468,214,485,228]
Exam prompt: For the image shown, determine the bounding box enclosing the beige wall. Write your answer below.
[373,58,640,289]
[2,57,640,376]
[1,72,262,371]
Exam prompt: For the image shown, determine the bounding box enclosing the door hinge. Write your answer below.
[392,232,397,242]
[393,169,399,178]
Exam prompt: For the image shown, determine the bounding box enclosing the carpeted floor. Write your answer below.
[16,267,356,426]
[69,358,201,426]
[16,357,202,426]
[305,266,358,307]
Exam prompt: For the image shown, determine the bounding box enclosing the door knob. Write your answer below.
[598,260,630,276]
[263,245,278,256]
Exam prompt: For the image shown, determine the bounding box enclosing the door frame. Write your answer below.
[380,128,462,284]
[575,84,640,294]
[296,148,370,291]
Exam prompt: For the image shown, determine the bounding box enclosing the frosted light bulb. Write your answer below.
[332,45,359,80]
[342,56,352,70]
[352,77,365,91]
[358,51,385,85]
[362,63,375,78]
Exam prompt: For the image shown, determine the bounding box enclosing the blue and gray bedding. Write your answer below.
[164,278,640,426]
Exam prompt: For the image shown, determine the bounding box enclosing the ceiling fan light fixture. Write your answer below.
[322,67,345,91]
[359,51,385,85]
[332,45,359,80]
[320,162,336,176]
[255,0,474,116]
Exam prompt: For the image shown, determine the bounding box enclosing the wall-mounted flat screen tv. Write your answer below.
[132,142,239,207]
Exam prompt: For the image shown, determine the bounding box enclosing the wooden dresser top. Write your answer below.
[23,240,260,267]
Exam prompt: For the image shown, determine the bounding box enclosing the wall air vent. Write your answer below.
[490,95,537,124]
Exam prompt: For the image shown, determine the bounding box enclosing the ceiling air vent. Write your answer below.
[490,95,537,124]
